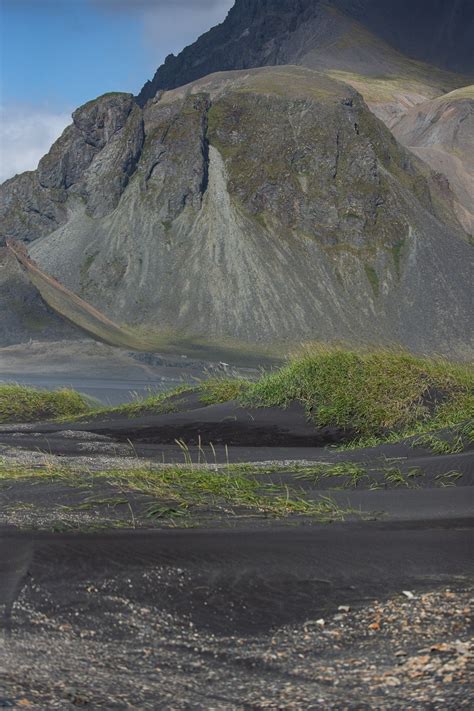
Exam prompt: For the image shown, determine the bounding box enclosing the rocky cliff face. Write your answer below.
[137,0,474,105]
[2,67,471,356]
[0,93,143,244]
[346,0,474,75]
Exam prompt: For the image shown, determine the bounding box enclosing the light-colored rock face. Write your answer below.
[1,67,472,357]
[392,87,474,236]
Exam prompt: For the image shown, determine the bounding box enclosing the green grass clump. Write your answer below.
[412,433,464,455]
[4,349,471,449]
[243,348,474,440]
[0,464,357,522]
[83,349,471,444]
[294,462,368,488]
[61,385,195,422]
[0,384,92,423]
[199,377,252,405]
[64,379,253,422]
[412,419,474,454]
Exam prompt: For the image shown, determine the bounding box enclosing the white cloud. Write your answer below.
[0,1,235,184]
[142,1,234,58]
[92,0,234,59]
[0,105,71,184]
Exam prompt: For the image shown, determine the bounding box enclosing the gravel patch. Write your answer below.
[1,586,472,709]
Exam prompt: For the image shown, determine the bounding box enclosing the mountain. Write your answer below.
[345,0,474,75]
[0,248,81,347]
[392,85,474,235]
[138,0,474,105]
[0,1,473,360]
[139,0,473,264]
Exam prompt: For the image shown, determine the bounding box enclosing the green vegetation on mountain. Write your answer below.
[1,1,473,358]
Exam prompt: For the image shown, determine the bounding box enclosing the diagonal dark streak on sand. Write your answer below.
[0,539,33,631]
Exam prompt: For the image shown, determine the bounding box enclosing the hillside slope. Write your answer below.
[137,0,472,167]
[1,67,472,357]
[5,242,151,351]
[392,86,474,236]
[0,249,81,347]
[1,1,473,359]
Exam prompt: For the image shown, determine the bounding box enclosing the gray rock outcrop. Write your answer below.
[1,67,471,357]
[1,2,473,359]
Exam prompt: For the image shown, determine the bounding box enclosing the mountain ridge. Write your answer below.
[2,66,472,358]
[138,0,474,105]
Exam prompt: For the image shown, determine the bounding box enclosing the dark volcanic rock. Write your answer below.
[0,170,68,245]
[347,0,474,75]
[137,0,474,105]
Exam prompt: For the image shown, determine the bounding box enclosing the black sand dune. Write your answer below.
[0,401,350,446]
[96,401,347,446]
[0,402,472,478]
[1,402,473,708]
[1,398,472,628]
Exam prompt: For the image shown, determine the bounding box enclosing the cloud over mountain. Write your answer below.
[0,105,70,183]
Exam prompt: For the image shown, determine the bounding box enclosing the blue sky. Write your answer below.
[0,0,233,181]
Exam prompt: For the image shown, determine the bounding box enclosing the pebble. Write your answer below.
[2,582,472,710]
[338,605,351,613]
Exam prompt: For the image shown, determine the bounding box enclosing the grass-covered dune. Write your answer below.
[68,348,474,446]
[241,348,474,443]
[0,384,92,424]
[1,349,472,446]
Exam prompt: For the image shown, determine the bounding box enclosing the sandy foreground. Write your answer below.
[0,526,473,709]
[1,395,473,709]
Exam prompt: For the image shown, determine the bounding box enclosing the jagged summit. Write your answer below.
[137,0,474,105]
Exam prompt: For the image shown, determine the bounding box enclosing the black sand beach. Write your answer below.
[1,521,473,709]
[1,395,473,708]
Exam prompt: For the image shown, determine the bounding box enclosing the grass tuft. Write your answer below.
[243,347,474,441]
[0,463,359,522]
[60,385,195,422]
[0,384,92,423]
[2,349,471,450]
[198,377,252,405]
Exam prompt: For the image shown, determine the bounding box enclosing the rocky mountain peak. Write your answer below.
[137,0,474,105]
